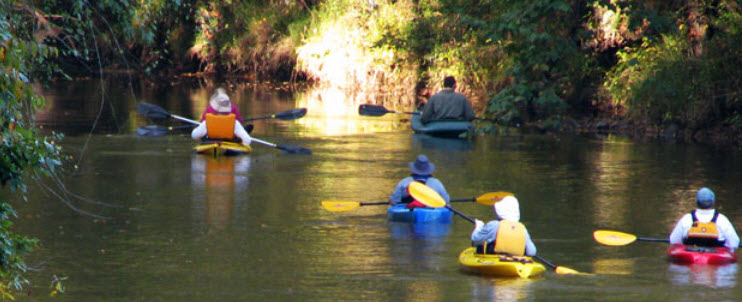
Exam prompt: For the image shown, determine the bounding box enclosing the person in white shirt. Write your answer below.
[191,89,251,146]
[669,187,740,250]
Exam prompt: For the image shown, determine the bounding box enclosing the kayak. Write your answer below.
[458,247,546,278]
[666,244,737,265]
[410,115,473,138]
[387,203,452,223]
[194,141,252,157]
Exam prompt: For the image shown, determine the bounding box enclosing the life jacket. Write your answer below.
[476,220,527,256]
[403,178,429,209]
[683,209,725,247]
[205,113,236,140]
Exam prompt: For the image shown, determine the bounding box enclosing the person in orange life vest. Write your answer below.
[389,155,450,209]
[669,187,740,250]
[471,196,537,256]
[420,76,475,124]
[200,88,244,124]
[191,89,252,146]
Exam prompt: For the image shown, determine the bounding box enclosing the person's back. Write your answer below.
[669,187,740,250]
[191,88,252,146]
[389,155,450,208]
[201,87,244,124]
[471,196,537,256]
[420,76,475,124]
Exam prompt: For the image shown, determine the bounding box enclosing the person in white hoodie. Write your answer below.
[669,187,739,250]
[471,196,537,256]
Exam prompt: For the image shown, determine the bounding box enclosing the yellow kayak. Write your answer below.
[194,141,251,157]
[458,247,546,278]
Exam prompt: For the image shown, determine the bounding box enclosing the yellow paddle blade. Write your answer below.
[408,182,447,208]
[593,230,638,246]
[475,191,515,205]
[555,266,593,275]
[321,201,361,212]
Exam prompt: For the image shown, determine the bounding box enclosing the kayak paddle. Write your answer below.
[358,104,417,116]
[136,102,311,155]
[244,108,307,122]
[358,104,486,120]
[137,101,196,124]
[409,182,591,276]
[593,230,669,246]
[594,229,742,248]
[136,125,195,137]
[321,191,514,212]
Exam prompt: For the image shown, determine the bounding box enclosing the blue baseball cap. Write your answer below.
[696,187,715,209]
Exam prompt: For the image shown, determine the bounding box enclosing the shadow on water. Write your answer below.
[410,134,473,152]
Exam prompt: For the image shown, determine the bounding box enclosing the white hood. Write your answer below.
[495,196,520,222]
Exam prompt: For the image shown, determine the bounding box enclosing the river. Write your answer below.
[6,77,742,301]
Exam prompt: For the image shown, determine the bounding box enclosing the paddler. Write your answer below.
[191,88,252,146]
[471,196,537,256]
[420,76,475,124]
[200,87,245,124]
[669,187,740,250]
[389,154,450,209]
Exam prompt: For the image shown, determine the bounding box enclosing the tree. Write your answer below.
[0,0,64,297]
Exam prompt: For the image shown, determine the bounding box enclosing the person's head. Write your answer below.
[409,154,435,176]
[443,76,456,89]
[209,88,232,113]
[495,196,520,222]
[696,187,715,209]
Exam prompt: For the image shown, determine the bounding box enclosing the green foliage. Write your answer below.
[603,5,742,129]
[0,0,64,297]
[481,0,585,128]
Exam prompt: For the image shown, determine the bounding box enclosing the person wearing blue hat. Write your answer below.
[389,154,450,208]
[669,187,740,250]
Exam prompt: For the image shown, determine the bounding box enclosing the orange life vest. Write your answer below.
[684,210,725,247]
[205,113,236,140]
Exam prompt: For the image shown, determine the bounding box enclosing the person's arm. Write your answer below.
[389,178,412,204]
[420,97,436,124]
[191,122,207,140]
[524,229,537,256]
[669,215,690,244]
[471,221,498,245]
[233,121,252,145]
[717,215,740,250]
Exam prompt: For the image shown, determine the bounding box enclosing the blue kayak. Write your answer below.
[410,115,473,138]
[387,204,453,223]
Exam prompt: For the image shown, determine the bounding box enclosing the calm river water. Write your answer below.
[6,78,742,301]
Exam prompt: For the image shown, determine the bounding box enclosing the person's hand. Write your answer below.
[475,219,484,230]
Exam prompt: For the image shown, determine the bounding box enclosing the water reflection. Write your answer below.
[388,222,451,273]
[190,155,251,231]
[294,86,410,135]
[668,263,738,288]
[469,278,535,301]
[388,222,451,240]
[410,134,473,152]
[592,258,635,275]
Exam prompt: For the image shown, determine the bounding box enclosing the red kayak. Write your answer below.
[666,244,737,265]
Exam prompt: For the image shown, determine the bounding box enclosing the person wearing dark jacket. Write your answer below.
[420,76,475,124]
